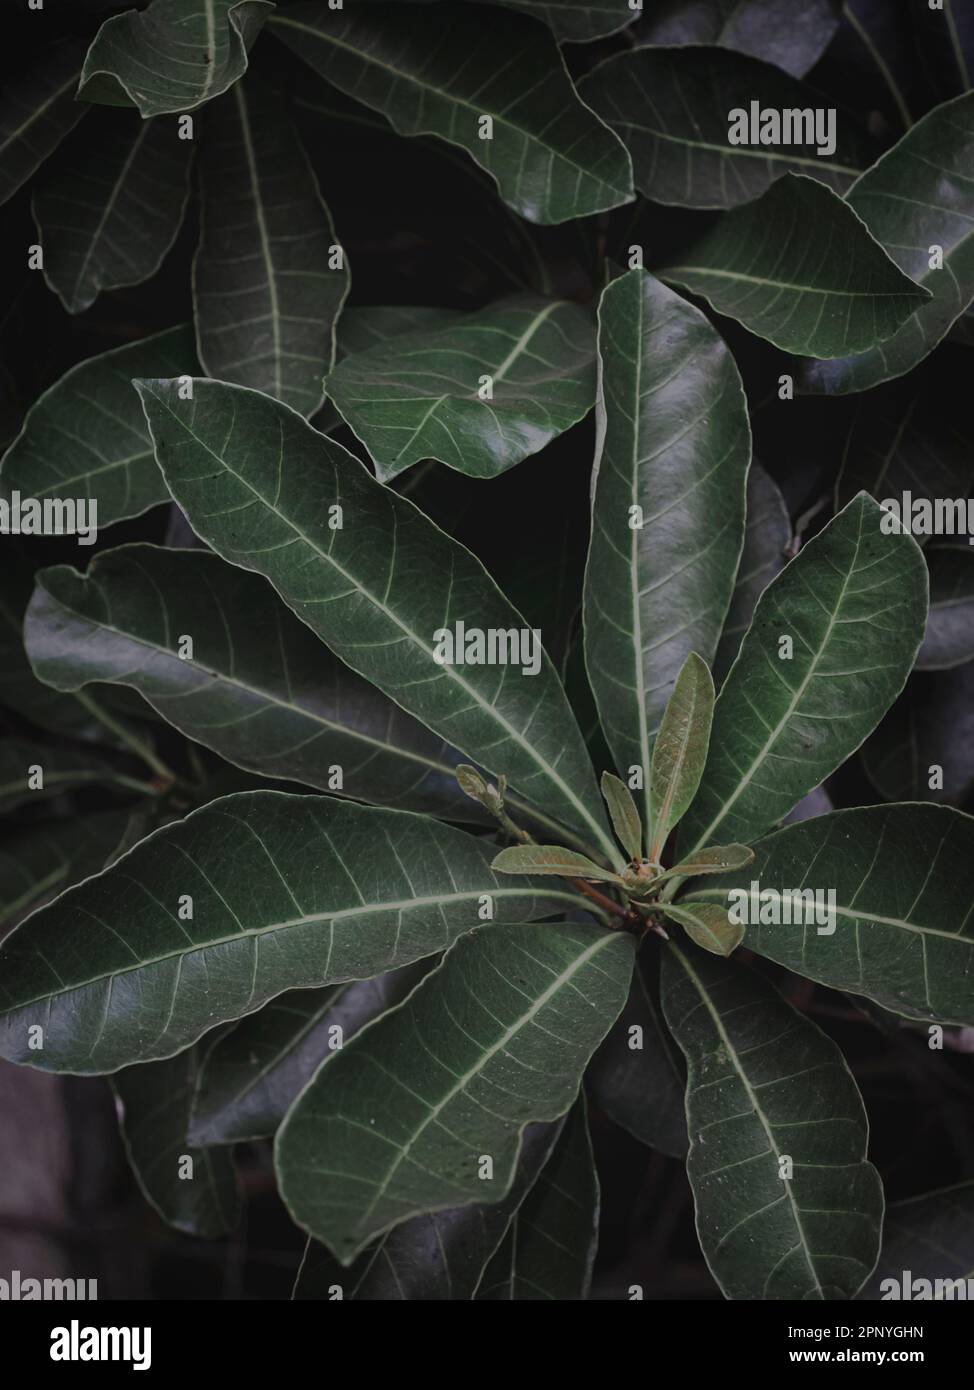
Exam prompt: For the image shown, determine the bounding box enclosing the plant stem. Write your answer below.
[78,691,178,785]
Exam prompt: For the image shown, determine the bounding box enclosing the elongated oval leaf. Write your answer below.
[190,963,428,1144]
[293,1119,563,1300]
[634,0,841,78]
[583,268,749,832]
[0,792,581,1074]
[275,920,634,1263]
[25,543,504,824]
[475,1097,598,1300]
[33,110,192,314]
[713,463,790,685]
[0,39,87,206]
[1,327,197,527]
[136,377,617,863]
[195,73,349,417]
[679,493,927,854]
[113,1044,241,1237]
[649,653,715,858]
[684,804,974,1026]
[268,4,634,225]
[800,92,974,392]
[492,844,623,885]
[581,46,870,209]
[660,174,929,357]
[661,940,883,1300]
[0,811,136,934]
[324,296,596,482]
[600,771,642,862]
[858,1180,974,1300]
[78,0,274,117]
[411,0,635,43]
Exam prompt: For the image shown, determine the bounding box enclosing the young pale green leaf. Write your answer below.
[800,92,974,392]
[685,804,974,1026]
[661,940,883,1300]
[861,666,974,807]
[660,174,930,357]
[195,73,349,417]
[32,110,192,314]
[649,653,715,859]
[0,39,87,206]
[600,771,643,862]
[492,844,624,886]
[586,952,688,1158]
[583,269,748,832]
[917,546,974,670]
[658,843,754,881]
[25,543,507,825]
[455,765,506,819]
[858,1180,974,1300]
[580,46,870,209]
[78,0,273,117]
[662,901,743,956]
[324,296,596,482]
[275,921,634,1264]
[293,1120,563,1300]
[189,964,429,1145]
[113,1044,241,1238]
[1,328,197,528]
[268,4,634,225]
[0,792,581,1074]
[475,1097,598,1300]
[136,377,618,864]
[634,0,841,78]
[713,463,790,685]
[679,494,928,854]
[0,811,137,933]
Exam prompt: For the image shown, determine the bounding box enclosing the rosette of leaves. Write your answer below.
[1,0,974,1304]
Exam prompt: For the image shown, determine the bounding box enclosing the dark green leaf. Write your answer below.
[411,0,636,43]
[78,0,273,117]
[324,296,596,482]
[195,73,349,417]
[1,327,197,527]
[26,543,503,823]
[649,653,715,859]
[660,174,929,358]
[581,46,870,209]
[0,736,145,812]
[268,4,633,225]
[661,940,883,1300]
[136,377,618,863]
[0,39,87,206]
[859,1180,974,1300]
[800,92,974,392]
[583,268,748,828]
[33,110,192,314]
[713,463,790,686]
[292,1119,563,1300]
[275,920,634,1263]
[679,494,927,853]
[190,963,429,1144]
[113,1043,241,1237]
[601,771,642,862]
[586,952,688,1158]
[634,0,841,78]
[476,1097,598,1300]
[0,792,580,1073]
[917,546,974,670]
[685,804,974,1026]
